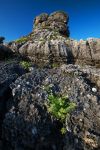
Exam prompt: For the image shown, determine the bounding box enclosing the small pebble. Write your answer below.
[92,87,97,92]
[17,84,21,88]
[79,119,82,122]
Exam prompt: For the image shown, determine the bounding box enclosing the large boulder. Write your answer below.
[2,65,100,150]
[2,69,63,150]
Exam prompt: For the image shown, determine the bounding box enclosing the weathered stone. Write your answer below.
[71,38,100,66]
[33,11,69,36]
[2,65,100,150]
[34,13,49,26]
[18,31,70,66]
[48,11,69,23]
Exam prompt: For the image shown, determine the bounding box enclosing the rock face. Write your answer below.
[70,38,100,67]
[19,31,70,66]
[0,11,100,150]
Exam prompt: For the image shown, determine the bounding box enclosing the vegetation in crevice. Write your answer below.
[51,63,61,68]
[20,61,32,70]
[15,37,28,43]
[44,85,76,134]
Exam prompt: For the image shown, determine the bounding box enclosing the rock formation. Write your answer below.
[8,11,70,66]
[0,11,100,150]
[8,12,100,67]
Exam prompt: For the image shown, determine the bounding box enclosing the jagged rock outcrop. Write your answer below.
[8,11,100,67]
[33,11,69,36]
[8,11,71,66]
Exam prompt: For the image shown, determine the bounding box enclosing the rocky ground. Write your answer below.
[0,11,100,150]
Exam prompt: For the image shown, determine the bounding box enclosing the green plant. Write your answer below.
[20,61,31,70]
[15,37,28,43]
[51,63,60,68]
[61,127,66,135]
[45,87,76,134]
[47,94,76,122]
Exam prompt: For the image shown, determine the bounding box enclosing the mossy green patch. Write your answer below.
[44,85,76,134]
[15,37,28,43]
[20,61,31,70]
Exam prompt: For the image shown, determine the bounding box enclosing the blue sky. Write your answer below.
[0,0,100,42]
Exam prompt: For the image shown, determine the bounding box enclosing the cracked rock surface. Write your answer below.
[2,65,100,150]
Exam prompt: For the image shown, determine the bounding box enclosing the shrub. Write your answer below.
[47,94,76,122]
[20,61,31,70]
[51,63,60,68]
[45,86,76,134]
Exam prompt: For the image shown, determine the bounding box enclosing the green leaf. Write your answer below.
[61,127,66,135]
[45,90,76,132]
